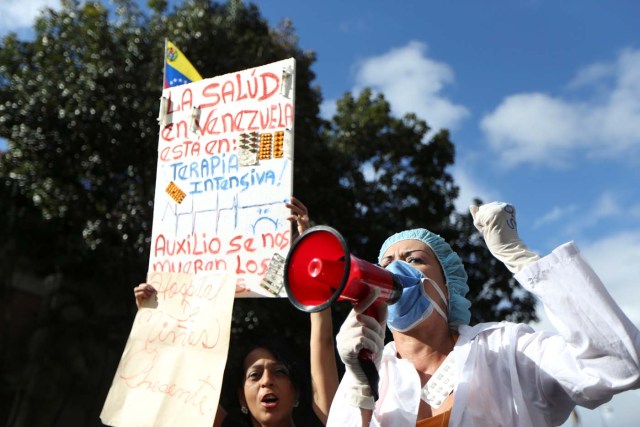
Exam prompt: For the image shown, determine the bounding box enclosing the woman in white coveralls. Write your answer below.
[327,202,640,427]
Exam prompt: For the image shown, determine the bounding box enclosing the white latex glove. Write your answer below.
[469,202,540,274]
[336,290,386,409]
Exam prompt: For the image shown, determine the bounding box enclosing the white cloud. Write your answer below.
[353,41,469,136]
[481,48,640,168]
[450,164,500,213]
[319,99,337,120]
[561,192,622,236]
[480,93,585,167]
[0,0,61,35]
[581,231,640,327]
[533,204,578,229]
[567,61,615,90]
[593,192,621,217]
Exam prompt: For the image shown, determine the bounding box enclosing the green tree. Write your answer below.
[308,89,537,324]
[317,89,457,259]
[0,0,536,425]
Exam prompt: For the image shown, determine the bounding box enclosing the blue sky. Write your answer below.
[2,1,640,425]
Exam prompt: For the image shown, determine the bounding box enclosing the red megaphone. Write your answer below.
[284,225,402,401]
[284,225,402,312]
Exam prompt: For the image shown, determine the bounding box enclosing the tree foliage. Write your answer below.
[0,1,536,425]
[317,90,457,259]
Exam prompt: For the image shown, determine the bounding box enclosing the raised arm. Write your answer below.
[287,196,339,424]
[472,202,640,412]
[310,309,339,424]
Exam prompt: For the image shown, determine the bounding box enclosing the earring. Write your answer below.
[293,399,299,408]
[241,406,249,414]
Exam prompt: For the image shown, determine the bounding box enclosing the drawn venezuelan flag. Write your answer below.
[163,39,203,88]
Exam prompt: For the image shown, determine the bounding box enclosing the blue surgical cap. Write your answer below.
[378,228,471,326]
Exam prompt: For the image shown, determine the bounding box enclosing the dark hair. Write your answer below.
[221,334,321,427]
[236,335,301,392]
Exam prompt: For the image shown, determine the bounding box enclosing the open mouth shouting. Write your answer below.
[261,393,279,409]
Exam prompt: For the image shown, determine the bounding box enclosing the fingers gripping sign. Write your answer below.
[286,196,310,238]
[133,283,157,309]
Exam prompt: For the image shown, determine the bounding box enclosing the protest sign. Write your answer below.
[151,57,296,298]
[101,57,296,427]
[101,271,235,427]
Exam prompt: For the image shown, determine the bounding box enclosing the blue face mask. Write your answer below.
[385,260,448,332]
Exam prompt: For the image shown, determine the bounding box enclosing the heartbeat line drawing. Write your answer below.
[160,193,286,237]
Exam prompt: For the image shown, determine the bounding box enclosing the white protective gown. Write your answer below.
[327,242,640,426]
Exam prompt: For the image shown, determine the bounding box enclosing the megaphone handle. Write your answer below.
[358,303,381,401]
[358,349,379,401]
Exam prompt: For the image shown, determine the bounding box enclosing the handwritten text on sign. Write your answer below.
[148,58,296,298]
[100,271,235,427]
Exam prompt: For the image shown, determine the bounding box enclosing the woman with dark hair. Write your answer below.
[135,197,338,427]
[220,335,321,427]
